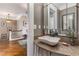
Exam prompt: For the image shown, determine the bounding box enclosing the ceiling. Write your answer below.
[53,3,76,10]
[0,3,28,20]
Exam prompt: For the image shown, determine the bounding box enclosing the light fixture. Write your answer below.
[6,14,12,23]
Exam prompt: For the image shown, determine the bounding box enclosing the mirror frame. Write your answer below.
[62,13,75,31]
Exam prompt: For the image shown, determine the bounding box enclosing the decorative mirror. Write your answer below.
[50,8,55,17]
[62,13,75,31]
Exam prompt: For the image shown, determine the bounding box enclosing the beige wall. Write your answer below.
[44,4,48,34]
[34,3,43,36]
[77,4,79,40]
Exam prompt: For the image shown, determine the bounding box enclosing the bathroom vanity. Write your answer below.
[34,3,79,56]
[34,37,79,56]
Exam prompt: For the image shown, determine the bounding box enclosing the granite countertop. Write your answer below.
[34,39,79,56]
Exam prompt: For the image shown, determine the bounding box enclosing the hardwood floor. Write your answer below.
[0,41,27,56]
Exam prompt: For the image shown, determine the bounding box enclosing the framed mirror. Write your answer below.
[62,13,75,31]
[48,4,57,33]
[50,8,55,17]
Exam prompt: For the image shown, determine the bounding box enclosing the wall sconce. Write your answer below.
[38,25,41,29]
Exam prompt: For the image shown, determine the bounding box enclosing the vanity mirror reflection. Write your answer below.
[43,3,78,45]
[43,4,76,35]
[34,3,79,56]
[62,13,75,31]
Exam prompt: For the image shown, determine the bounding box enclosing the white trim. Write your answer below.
[27,3,34,56]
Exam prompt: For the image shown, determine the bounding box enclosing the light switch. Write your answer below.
[38,25,41,29]
[34,25,37,29]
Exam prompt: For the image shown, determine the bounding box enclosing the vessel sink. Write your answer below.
[58,34,67,36]
[38,36,60,46]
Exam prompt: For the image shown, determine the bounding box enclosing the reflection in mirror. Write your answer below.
[43,3,77,37]
[50,8,55,17]
[47,4,58,34]
[62,13,75,31]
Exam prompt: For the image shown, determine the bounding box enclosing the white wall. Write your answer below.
[27,3,34,56]
[17,15,28,34]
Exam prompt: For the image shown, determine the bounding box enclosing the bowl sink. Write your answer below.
[38,36,60,46]
[58,34,67,37]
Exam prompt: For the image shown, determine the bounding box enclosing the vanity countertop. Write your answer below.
[34,39,79,56]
